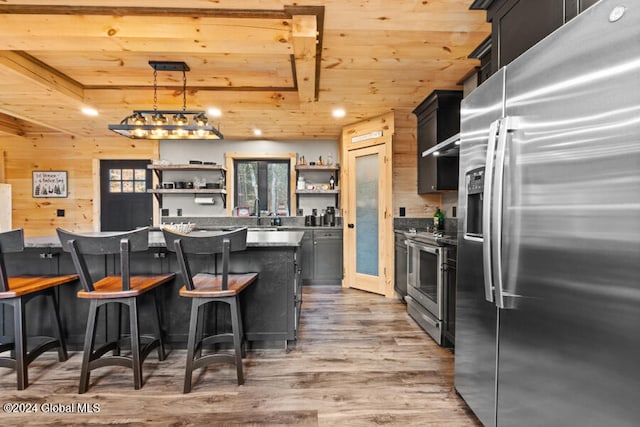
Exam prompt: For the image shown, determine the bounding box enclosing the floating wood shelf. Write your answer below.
[148,189,227,194]
[295,189,339,194]
[295,165,339,171]
[148,164,226,172]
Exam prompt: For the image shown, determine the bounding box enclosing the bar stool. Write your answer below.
[162,227,257,393]
[0,228,78,390]
[56,227,175,393]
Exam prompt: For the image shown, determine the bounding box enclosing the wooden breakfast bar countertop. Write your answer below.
[6,230,304,350]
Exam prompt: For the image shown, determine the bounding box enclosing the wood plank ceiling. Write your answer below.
[0,1,489,140]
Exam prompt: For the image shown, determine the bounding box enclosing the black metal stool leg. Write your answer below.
[79,299,99,394]
[229,296,244,385]
[152,290,166,361]
[128,298,142,390]
[47,289,68,362]
[112,303,122,356]
[13,297,27,390]
[183,298,201,393]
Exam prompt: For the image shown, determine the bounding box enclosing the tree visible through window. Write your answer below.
[235,160,290,215]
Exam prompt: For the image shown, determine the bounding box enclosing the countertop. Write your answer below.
[26,230,305,249]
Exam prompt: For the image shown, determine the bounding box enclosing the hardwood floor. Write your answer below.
[0,286,481,426]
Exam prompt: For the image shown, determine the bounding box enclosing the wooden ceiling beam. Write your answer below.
[0,51,84,104]
[291,15,318,103]
[0,107,79,137]
[0,5,290,19]
[0,112,24,137]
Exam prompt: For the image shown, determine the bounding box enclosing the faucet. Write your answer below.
[254,198,261,225]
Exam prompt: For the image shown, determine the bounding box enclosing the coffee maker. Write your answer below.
[324,206,336,227]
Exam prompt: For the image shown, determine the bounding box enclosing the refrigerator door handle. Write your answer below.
[492,116,518,309]
[482,119,501,303]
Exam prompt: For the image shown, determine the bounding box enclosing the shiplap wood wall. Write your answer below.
[0,134,158,237]
[393,109,442,217]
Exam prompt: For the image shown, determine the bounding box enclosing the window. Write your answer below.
[234,160,290,215]
[108,168,147,193]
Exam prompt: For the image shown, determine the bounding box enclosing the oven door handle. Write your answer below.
[405,240,441,255]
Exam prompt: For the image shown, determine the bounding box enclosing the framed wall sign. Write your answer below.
[33,171,68,198]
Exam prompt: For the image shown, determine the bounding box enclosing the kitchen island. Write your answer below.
[3,230,304,350]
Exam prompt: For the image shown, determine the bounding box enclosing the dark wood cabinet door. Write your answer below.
[490,0,563,70]
[314,237,342,282]
[417,112,438,193]
[300,231,314,283]
[414,90,462,194]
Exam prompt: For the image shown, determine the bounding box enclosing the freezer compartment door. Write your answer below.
[455,67,505,427]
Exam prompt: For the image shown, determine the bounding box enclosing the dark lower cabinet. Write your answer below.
[301,229,343,285]
[443,247,457,347]
[394,231,407,301]
[10,244,301,350]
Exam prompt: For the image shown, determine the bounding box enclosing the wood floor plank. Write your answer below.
[0,286,480,426]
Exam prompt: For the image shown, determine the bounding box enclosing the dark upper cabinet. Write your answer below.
[490,0,563,70]
[469,36,492,85]
[471,0,601,75]
[413,90,462,194]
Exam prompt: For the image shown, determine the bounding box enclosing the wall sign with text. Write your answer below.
[33,171,68,198]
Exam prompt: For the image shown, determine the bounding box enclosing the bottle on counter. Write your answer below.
[433,207,444,231]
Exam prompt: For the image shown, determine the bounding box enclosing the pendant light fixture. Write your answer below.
[108,61,223,140]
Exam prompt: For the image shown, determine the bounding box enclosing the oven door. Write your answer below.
[406,240,445,319]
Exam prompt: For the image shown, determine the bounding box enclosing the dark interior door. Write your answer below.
[100,160,153,231]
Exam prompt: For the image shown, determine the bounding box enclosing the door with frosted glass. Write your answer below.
[345,144,386,295]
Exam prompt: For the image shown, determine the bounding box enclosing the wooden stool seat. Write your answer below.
[2,274,78,298]
[0,229,77,390]
[179,273,257,298]
[163,227,257,393]
[57,227,175,394]
[77,275,174,299]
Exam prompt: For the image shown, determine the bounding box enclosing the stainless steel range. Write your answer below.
[404,230,453,346]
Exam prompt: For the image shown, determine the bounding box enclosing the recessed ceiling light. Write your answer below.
[332,108,346,118]
[208,107,222,117]
[81,107,99,117]
[253,129,262,136]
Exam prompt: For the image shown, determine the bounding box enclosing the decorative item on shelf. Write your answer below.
[326,153,334,165]
[318,156,324,166]
[108,61,223,140]
[235,207,250,217]
[298,155,306,165]
[194,176,206,189]
[329,174,335,190]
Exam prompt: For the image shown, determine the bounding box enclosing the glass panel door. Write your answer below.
[355,153,379,276]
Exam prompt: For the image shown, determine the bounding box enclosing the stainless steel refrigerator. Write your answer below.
[455,1,640,426]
